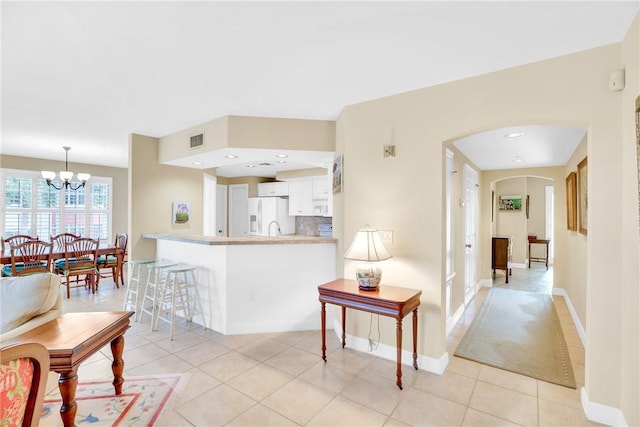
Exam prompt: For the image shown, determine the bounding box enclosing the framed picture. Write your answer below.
[577,157,588,235]
[566,172,577,231]
[172,201,190,224]
[333,155,343,194]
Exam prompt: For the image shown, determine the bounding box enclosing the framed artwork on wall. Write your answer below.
[577,157,588,235]
[173,201,190,224]
[566,171,577,231]
[333,155,343,194]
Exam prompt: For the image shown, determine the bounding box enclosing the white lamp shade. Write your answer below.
[59,170,73,181]
[41,170,56,180]
[344,229,392,262]
[77,173,91,182]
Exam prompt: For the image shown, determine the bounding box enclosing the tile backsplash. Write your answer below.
[295,216,333,236]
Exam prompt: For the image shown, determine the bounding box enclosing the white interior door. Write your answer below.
[228,184,248,237]
[203,174,217,236]
[463,164,478,305]
[216,184,228,237]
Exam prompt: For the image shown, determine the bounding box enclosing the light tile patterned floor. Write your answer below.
[45,265,602,426]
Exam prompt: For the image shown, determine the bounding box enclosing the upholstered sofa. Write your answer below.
[0,273,62,342]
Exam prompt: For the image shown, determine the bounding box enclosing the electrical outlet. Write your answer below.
[383,145,396,158]
[379,230,393,243]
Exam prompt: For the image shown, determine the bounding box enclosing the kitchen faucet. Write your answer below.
[268,220,281,237]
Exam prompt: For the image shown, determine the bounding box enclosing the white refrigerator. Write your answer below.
[248,197,295,236]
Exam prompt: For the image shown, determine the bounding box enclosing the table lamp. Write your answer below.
[345,228,392,291]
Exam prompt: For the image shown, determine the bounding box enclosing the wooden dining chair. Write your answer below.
[59,237,99,298]
[1,235,38,277]
[51,233,81,275]
[3,240,53,276]
[50,232,80,252]
[3,235,37,248]
[97,232,128,288]
[0,342,50,427]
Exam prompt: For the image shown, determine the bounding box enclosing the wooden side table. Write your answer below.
[6,311,134,427]
[528,238,550,269]
[318,279,422,389]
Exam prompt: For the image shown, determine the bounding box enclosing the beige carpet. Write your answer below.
[455,287,576,388]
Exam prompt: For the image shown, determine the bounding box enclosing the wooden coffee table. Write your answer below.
[7,311,134,427]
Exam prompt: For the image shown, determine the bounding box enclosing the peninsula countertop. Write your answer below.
[142,233,337,246]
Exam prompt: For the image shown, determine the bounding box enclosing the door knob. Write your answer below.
[465,244,472,248]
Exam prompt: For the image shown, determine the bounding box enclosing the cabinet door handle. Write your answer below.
[465,244,472,248]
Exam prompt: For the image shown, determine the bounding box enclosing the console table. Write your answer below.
[528,238,550,269]
[318,279,421,389]
[7,311,134,427]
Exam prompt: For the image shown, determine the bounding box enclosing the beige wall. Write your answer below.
[336,37,637,421]
[617,12,639,425]
[158,115,335,164]
[564,138,588,328]
[495,177,527,262]
[0,154,128,238]
[492,176,553,264]
[129,134,205,260]
[158,115,230,163]
[227,116,335,151]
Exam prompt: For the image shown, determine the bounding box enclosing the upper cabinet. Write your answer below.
[288,178,332,217]
[288,181,313,215]
[258,181,289,197]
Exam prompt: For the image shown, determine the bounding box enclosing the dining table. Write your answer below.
[0,241,120,265]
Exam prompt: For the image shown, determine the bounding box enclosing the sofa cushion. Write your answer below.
[0,273,61,334]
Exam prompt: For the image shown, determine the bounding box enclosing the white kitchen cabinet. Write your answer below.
[258,181,289,197]
[312,178,331,216]
[288,181,313,216]
[312,178,330,199]
[288,178,332,217]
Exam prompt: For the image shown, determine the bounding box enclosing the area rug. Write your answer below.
[454,287,576,388]
[39,373,189,426]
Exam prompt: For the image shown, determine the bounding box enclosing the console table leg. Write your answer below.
[320,301,327,362]
[58,368,78,427]
[341,306,346,348]
[396,318,403,390]
[412,308,418,370]
[110,334,125,394]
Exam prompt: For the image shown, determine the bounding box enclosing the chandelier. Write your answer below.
[41,146,91,190]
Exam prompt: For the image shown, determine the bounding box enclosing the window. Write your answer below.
[1,169,112,241]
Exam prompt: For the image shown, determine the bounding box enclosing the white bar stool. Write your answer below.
[138,260,177,327]
[123,259,156,316]
[153,264,207,340]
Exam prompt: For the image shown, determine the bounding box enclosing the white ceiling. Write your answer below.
[2,1,638,176]
[453,125,587,170]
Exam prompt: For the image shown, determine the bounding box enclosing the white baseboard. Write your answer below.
[446,303,465,336]
[581,387,628,426]
[478,278,492,288]
[512,262,527,269]
[557,290,627,426]
[552,287,586,347]
[332,318,449,375]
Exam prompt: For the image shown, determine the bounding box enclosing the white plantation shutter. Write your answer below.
[1,169,112,241]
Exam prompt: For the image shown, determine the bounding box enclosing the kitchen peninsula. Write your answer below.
[142,234,337,335]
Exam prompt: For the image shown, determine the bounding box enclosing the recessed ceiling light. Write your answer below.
[504,132,525,138]
[192,161,202,165]
[225,155,238,159]
[278,160,287,164]
[246,164,256,168]
[513,157,525,163]
[275,154,288,158]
